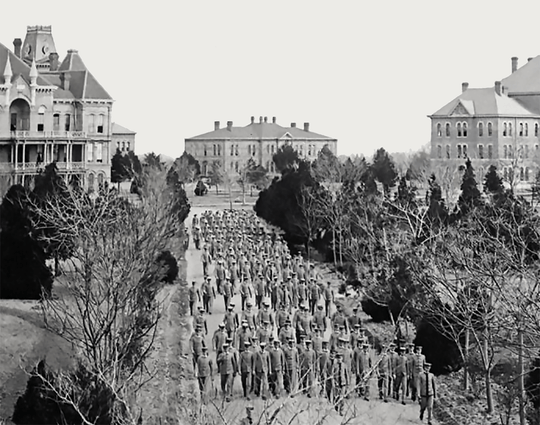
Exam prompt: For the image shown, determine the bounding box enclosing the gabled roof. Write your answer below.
[187,121,335,140]
[501,56,540,94]
[430,87,537,117]
[112,123,136,134]
[0,42,51,86]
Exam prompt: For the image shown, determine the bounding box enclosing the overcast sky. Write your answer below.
[2,0,539,160]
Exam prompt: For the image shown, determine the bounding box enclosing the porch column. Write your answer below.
[22,143,26,167]
[14,143,18,169]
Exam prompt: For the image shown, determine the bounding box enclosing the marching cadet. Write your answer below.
[318,341,331,397]
[195,347,214,404]
[256,320,272,346]
[256,300,275,332]
[394,347,408,404]
[308,277,321,315]
[222,277,233,310]
[275,303,291,333]
[269,340,285,398]
[201,245,213,277]
[377,344,393,403]
[411,345,426,402]
[201,276,216,315]
[406,343,415,399]
[311,327,324,357]
[419,362,437,425]
[332,352,348,415]
[331,304,349,334]
[325,350,335,401]
[253,341,271,400]
[242,300,257,332]
[213,323,228,356]
[190,325,206,370]
[347,306,362,331]
[214,258,226,294]
[300,340,316,397]
[342,338,354,397]
[194,306,208,336]
[223,304,240,340]
[388,343,398,398]
[254,272,265,309]
[193,225,201,250]
[188,281,201,316]
[236,321,253,353]
[283,337,299,395]
[313,304,327,333]
[323,282,334,318]
[239,277,253,311]
[239,341,254,400]
[295,304,313,343]
[356,343,372,401]
[217,343,237,402]
[297,278,308,307]
[278,320,295,346]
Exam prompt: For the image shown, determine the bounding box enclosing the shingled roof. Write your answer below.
[430,87,538,117]
[112,123,136,134]
[187,121,335,140]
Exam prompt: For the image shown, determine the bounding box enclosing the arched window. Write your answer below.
[37,105,46,132]
[478,144,484,159]
[520,167,524,181]
[53,113,60,131]
[88,173,95,193]
[535,123,539,137]
[463,122,468,137]
[478,122,484,137]
[488,122,493,136]
[446,145,451,159]
[437,145,442,158]
[525,167,530,181]
[457,123,462,137]
[217,145,221,156]
[520,122,524,136]
[87,114,95,134]
[525,123,529,137]
[203,145,207,156]
[509,122,513,136]
[445,123,450,137]
[97,173,104,186]
[64,114,71,131]
[97,115,104,134]
[230,145,234,156]
[503,122,507,137]
[437,123,442,137]
[504,145,508,159]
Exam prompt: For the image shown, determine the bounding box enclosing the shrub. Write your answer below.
[157,250,179,284]
[360,298,391,322]
[414,317,462,375]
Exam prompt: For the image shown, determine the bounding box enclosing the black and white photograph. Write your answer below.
[1,1,540,424]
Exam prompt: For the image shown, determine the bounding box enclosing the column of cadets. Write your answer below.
[190,210,436,423]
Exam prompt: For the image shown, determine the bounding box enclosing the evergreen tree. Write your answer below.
[426,174,448,226]
[395,176,417,210]
[371,148,398,194]
[273,144,300,174]
[111,148,133,183]
[171,151,200,183]
[457,158,483,216]
[483,164,504,195]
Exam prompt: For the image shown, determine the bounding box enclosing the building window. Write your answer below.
[509,122,513,136]
[488,122,493,136]
[463,144,467,157]
[503,122,507,137]
[248,145,251,155]
[230,161,234,171]
[536,123,539,137]
[266,160,270,170]
[97,115,104,134]
[437,123,442,137]
[218,145,221,156]
[525,145,529,159]
[445,123,450,137]
[96,143,103,163]
[235,161,239,172]
[87,114,95,134]
[230,145,234,156]
[508,145,513,158]
[88,173,95,193]
[87,143,94,161]
[235,144,239,156]
[478,122,484,137]
[503,167,508,181]
[520,122,524,137]
[457,145,462,158]
[252,145,256,156]
[204,145,207,156]
[457,123,462,137]
[446,144,450,159]
[463,122,468,137]
[437,145,442,158]
[53,114,60,131]
[267,145,270,154]
[520,167,525,181]
[526,167,530,181]
[525,123,529,137]
[122,141,126,151]
[271,145,275,154]
[65,114,71,131]
[536,144,539,151]
[308,145,312,156]
[478,144,484,159]
[37,106,45,132]
[488,144,493,159]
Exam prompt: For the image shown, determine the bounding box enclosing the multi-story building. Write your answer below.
[111,123,136,159]
[429,56,540,187]
[185,116,337,176]
[0,25,134,195]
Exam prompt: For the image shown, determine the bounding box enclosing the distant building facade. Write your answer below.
[0,25,134,194]
[429,56,540,187]
[185,116,338,175]
[111,123,136,159]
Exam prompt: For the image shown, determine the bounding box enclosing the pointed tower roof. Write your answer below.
[58,49,87,72]
[0,42,51,85]
[3,52,12,79]
[29,58,38,79]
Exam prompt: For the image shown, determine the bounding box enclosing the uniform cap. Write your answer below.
[354,324,361,328]
[218,323,225,327]
[226,337,233,342]
[223,343,229,348]
[317,304,323,308]
[245,341,251,346]
[202,347,208,351]
[263,320,270,324]
[362,343,370,348]
[260,342,267,347]
[424,362,432,368]
[305,340,312,344]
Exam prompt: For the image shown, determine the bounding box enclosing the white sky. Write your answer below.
[2,0,540,160]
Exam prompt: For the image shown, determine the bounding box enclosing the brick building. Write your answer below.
[429,56,540,187]
[185,116,337,176]
[0,25,134,194]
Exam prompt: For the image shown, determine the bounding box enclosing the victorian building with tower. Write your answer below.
[185,116,337,176]
[0,25,135,195]
[429,56,540,188]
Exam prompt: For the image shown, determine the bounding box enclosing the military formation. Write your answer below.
[189,209,436,423]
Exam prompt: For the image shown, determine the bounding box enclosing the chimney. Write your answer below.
[60,72,71,91]
[251,116,254,124]
[227,121,233,131]
[511,57,518,73]
[49,53,59,71]
[272,117,276,124]
[528,57,534,62]
[214,121,220,131]
[462,82,469,93]
[304,122,310,131]
[13,38,21,58]
[495,81,501,95]
[264,116,268,123]
[259,116,263,123]
[291,123,296,128]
